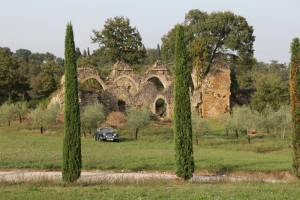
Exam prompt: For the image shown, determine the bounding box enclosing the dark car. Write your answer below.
[94,127,119,142]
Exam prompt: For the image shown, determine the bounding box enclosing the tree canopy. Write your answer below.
[91,16,146,64]
[0,48,29,103]
[161,9,255,77]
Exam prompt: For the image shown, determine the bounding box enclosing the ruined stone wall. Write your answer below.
[201,63,231,119]
[50,60,231,120]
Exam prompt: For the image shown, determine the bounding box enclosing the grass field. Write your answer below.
[1,181,300,200]
[0,120,297,199]
[0,120,293,173]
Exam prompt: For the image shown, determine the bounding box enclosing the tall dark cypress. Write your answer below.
[173,24,194,180]
[290,38,300,177]
[62,23,82,182]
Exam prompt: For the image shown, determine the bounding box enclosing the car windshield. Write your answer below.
[100,128,115,134]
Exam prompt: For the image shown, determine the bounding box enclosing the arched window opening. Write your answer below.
[78,79,103,107]
[118,100,126,113]
[155,98,167,118]
[148,77,164,92]
[78,78,103,92]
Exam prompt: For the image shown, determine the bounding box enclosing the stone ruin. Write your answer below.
[50,60,231,120]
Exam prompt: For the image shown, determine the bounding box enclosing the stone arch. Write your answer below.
[144,74,170,90]
[79,76,107,91]
[77,67,107,90]
[152,95,169,118]
[113,75,139,91]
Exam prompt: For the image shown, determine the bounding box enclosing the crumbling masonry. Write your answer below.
[50,60,231,119]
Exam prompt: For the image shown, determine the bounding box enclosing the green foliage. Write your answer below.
[0,102,17,126]
[173,25,194,180]
[290,37,300,177]
[15,101,29,123]
[273,105,292,137]
[156,44,161,60]
[80,103,105,134]
[161,10,255,76]
[11,48,63,101]
[192,111,210,145]
[251,61,290,111]
[62,23,81,182]
[161,9,255,106]
[91,16,146,64]
[225,105,291,140]
[31,59,60,99]
[126,107,151,140]
[192,111,210,135]
[225,106,259,133]
[0,48,29,103]
[257,105,277,133]
[30,105,47,133]
[144,48,159,65]
[30,103,59,134]
[47,103,60,126]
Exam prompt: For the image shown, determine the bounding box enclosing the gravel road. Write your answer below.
[0,171,282,183]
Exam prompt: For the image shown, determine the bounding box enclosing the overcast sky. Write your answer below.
[0,0,299,64]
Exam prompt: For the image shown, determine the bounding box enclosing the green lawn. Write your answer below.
[0,121,297,199]
[1,181,300,200]
[0,121,293,173]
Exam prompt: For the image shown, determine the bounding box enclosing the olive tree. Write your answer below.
[15,101,29,123]
[31,103,60,134]
[0,102,17,126]
[273,105,291,138]
[80,102,105,136]
[191,111,210,145]
[126,107,151,140]
[225,106,260,142]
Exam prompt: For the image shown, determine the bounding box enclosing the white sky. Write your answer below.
[0,0,299,64]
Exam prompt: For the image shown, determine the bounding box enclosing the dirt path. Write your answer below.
[0,171,287,183]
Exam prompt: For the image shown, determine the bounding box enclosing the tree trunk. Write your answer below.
[8,119,11,127]
[40,126,43,134]
[134,127,139,141]
[195,135,199,146]
[19,115,22,123]
[282,128,286,139]
[235,129,238,141]
[248,135,251,144]
[226,128,228,137]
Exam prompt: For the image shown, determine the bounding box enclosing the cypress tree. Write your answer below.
[173,24,194,180]
[290,38,300,177]
[62,23,82,182]
[156,44,161,60]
